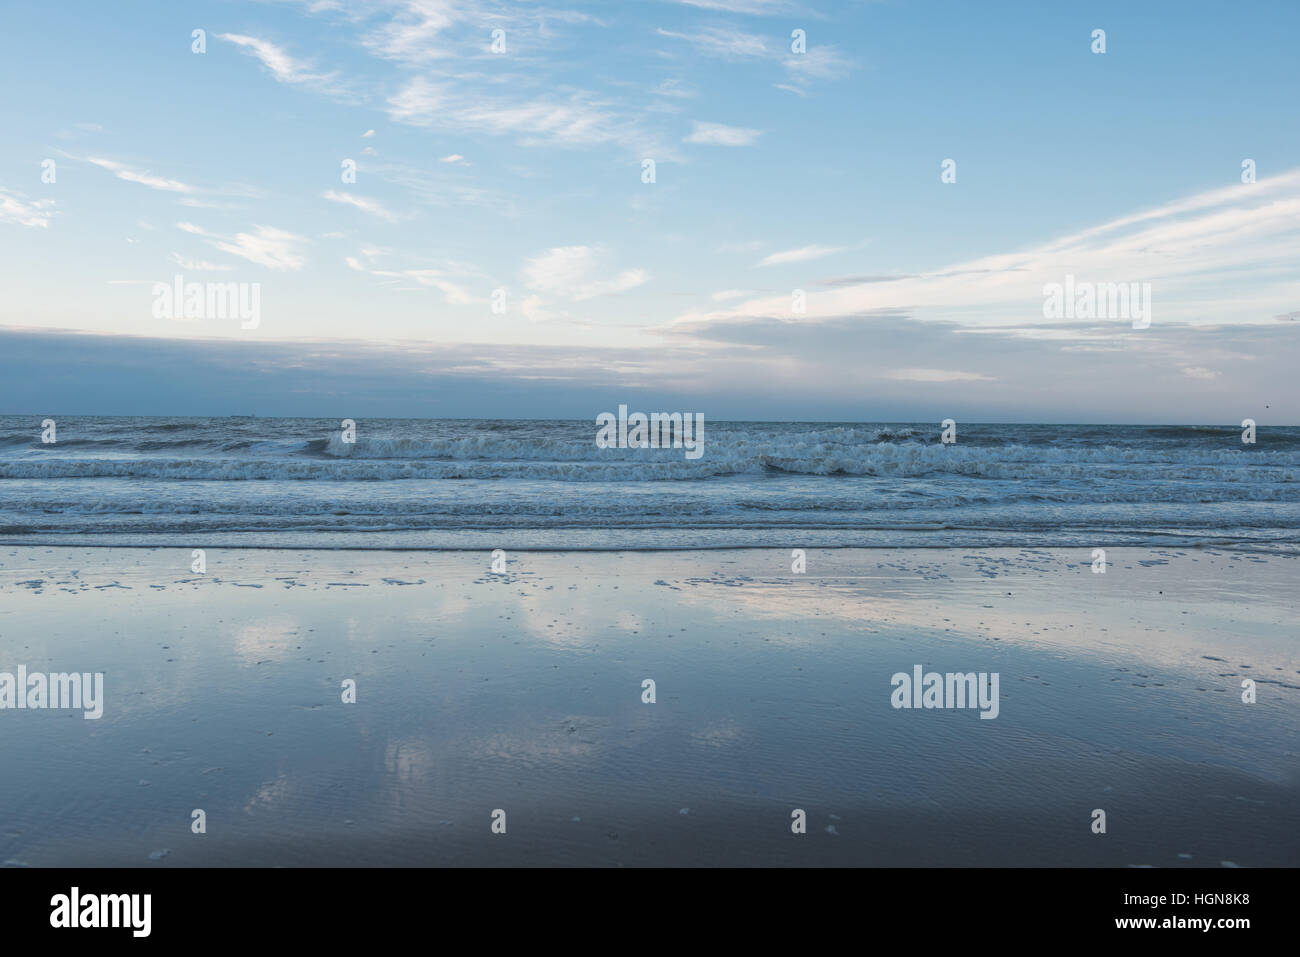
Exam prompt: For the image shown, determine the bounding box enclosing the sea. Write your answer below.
[0,416,1296,551]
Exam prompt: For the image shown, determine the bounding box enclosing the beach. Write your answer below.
[3,545,1296,867]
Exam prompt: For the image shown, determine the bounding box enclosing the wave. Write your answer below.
[1144,426,1245,438]
[2,417,1295,546]
[308,425,925,461]
[1,443,1297,482]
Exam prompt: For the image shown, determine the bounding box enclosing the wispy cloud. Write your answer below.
[684,121,763,146]
[673,0,799,13]
[176,221,308,271]
[677,170,1300,331]
[84,157,196,194]
[0,188,55,228]
[887,368,997,383]
[217,226,308,270]
[233,4,667,157]
[218,33,321,82]
[361,0,464,64]
[168,253,233,272]
[218,33,349,97]
[524,246,648,303]
[344,247,482,304]
[657,27,769,59]
[387,77,658,154]
[322,189,403,223]
[359,0,604,66]
[385,269,479,303]
[177,198,239,210]
[518,245,649,321]
[371,161,513,215]
[774,44,857,91]
[658,25,852,92]
[654,78,696,99]
[756,244,846,266]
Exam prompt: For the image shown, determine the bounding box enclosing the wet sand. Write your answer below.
[1,546,1297,867]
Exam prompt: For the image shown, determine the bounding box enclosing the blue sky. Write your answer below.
[1,0,1297,421]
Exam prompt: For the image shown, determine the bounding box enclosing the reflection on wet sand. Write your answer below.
[1,547,1296,867]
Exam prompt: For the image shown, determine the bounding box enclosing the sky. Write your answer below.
[0,0,1297,421]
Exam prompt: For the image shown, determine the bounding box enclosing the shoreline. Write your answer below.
[4,535,1297,552]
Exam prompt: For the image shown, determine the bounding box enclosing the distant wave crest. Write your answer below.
[1,439,1295,483]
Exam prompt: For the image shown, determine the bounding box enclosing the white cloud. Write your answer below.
[676,168,1300,332]
[657,27,769,59]
[362,0,462,63]
[658,25,853,90]
[520,294,560,323]
[372,162,512,215]
[322,189,402,223]
[177,221,308,271]
[216,226,309,271]
[84,157,196,194]
[886,368,997,383]
[783,46,854,86]
[362,129,375,137]
[684,121,763,147]
[358,0,603,66]
[219,34,333,85]
[344,246,483,305]
[0,189,55,228]
[523,246,648,303]
[654,78,696,99]
[387,78,656,153]
[168,253,233,272]
[395,270,478,304]
[757,244,846,267]
[674,0,797,13]
[524,246,597,295]
[440,154,466,164]
[1181,366,1221,380]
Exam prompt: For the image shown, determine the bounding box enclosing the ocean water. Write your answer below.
[0,415,1296,550]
